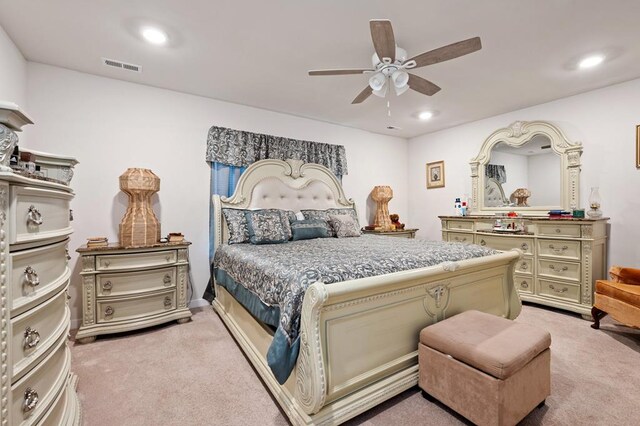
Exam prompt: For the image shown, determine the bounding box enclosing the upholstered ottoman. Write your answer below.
[419,310,551,426]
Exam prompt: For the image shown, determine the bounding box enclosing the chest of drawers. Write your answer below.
[1,168,80,425]
[75,243,192,343]
[440,216,609,319]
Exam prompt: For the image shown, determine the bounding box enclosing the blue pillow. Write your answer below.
[245,210,289,245]
[291,219,329,241]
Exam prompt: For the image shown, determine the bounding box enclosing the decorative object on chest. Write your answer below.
[1,101,81,425]
[119,168,161,247]
[370,185,393,230]
[75,242,193,343]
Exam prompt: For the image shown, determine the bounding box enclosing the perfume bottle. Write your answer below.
[587,187,603,218]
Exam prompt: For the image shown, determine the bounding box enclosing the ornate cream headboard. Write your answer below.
[212,159,355,249]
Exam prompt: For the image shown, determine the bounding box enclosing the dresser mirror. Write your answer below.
[470,121,583,215]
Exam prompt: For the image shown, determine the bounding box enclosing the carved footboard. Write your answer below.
[292,249,521,424]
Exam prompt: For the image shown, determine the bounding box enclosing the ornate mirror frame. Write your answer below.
[470,121,583,215]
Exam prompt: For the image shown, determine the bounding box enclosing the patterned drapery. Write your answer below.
[205,126,348,178]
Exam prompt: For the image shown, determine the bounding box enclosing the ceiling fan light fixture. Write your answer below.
[368,72,387,91]
[391,70,409,88]
[372,84,388,98]
[394,84,409,96]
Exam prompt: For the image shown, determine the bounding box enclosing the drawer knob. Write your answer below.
[549,284,568,293]
[520,262,528,270]
[102,281,113,291]
[555,228,561,233]
[24,266,40,287]
[164,296,172,308]
[24,327,41,349]
[23,388,39,413]
[549,265,569,272]
[27,205,43,226]
[521,243,529,251]
[520,281,529,289]
[105,306,114,316]
[480,239,486,246]
[548,244,569,252]
[163,274,172,284]
[65,248,71,261]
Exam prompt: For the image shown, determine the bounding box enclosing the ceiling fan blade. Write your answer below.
[407,74,441,96]
[352,86,373,104]
[408,37,482,68]
[370,20,396,62]
[308,69,373,76]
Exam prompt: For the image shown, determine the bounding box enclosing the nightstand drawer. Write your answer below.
[97,290,176,323]
[96,266,177,297]
[538,239,581,261]
[11,287,69,381]
[538,279,581,303]
[538,259,580,283]
[10,185,73,245]
[96,250,177,271]
[9,239,70,316]
[11,336,70,425]
[447,232,472,244]
[476,234,533,255]
[537,223,581,238]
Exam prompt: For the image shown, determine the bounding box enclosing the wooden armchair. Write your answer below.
[591,266,640,329]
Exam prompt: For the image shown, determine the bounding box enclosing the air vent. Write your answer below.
[102,57,142,73]
[386,126,400,130]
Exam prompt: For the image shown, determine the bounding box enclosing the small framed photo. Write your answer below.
[636,125,640,168]
[426,160,445,189]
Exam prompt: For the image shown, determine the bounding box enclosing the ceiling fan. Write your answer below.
[308,20,482,104]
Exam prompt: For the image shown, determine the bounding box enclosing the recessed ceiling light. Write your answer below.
[141,27,168,45]
[578,55,604,69]
[418,111,433,121]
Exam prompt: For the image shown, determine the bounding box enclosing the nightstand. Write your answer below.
[362,228,419,239]
[75,242,192,343]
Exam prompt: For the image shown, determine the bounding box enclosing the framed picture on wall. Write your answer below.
[426,160,445,189]
[636,125,640,168]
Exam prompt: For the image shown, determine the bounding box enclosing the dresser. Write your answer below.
[1,167,81,425]
[440,216,608,319]
[362,228,418,239]
[75,242,192,343]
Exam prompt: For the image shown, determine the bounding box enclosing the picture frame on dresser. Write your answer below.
[426,160,445,189]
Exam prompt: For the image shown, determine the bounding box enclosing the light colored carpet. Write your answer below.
[71,304,640,425]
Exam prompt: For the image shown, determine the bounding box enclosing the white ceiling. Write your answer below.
[2,0,640,138]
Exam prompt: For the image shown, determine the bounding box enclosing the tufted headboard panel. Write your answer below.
[212,159,355,249]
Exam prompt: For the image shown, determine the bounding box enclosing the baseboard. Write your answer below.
[70,298,211,330]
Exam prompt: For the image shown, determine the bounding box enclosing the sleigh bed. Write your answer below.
[211,159,522,425]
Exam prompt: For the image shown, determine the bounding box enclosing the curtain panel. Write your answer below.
[205,125,348,178]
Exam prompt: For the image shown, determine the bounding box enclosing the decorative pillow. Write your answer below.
[301,208,361,237]
[290,219,330,241]
[244,210,289,245]
[328,214,361,238]
[222,208,249,244]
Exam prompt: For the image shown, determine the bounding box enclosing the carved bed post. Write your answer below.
[294,281,329,415]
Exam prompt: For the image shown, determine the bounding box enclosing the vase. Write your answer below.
[587,187,602,218]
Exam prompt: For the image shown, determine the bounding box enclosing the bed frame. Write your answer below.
[211,159,522,425]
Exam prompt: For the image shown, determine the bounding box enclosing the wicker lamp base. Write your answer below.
[119,168,161,247]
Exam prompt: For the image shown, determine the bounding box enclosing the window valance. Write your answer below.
[205,126,348,177]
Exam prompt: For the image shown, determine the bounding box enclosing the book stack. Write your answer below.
[548,210,572,219]
[167,232,184,243]
[86,237,108,248]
